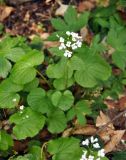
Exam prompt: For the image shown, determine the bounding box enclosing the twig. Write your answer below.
[95,109,126,135]
[36,70,51,88]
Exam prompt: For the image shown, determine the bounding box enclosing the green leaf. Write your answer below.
[0,79,23,108]
[23,78,39,92]
[64,6,77,26]
[51,91,62,106]
[112,51,126,70]
[0,36,25,62]
[0,130,13,151]
[50,6,89,32]
[107,26,126,70]
[51,90,74,111]
[29,146,42,160]
[53,77,74,90]
[27,88,52,114]
[76,11,90,29]
[10,50,44,85]
[112,151,126,160]
[13,154,34,160]
[47,137,82,160]
[51,18,68,31]
[46,58,67,79]
[74,47,111,88]
[47,109,67,133]
[75,100,92,125]
[5,47,25,62]
[0,57,11,78]
[9,108,45,140]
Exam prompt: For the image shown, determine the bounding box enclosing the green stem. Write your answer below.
[36,70,51,88]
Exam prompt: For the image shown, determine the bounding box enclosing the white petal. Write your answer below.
[66,31,71,36]
[82,139,89,146]
[93,143,100,149]
[59,37,64,43]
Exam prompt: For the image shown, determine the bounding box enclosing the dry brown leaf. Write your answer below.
[62,128,73,137]
[43,41,59,48]
[96,111,114,129]
[104,130,125,153]
[72,125,97,135]
[0,6,14,22]
[98,128,114,143]
[78,1,95,12]
[119,96,126,111]
[80,27,93,44]
[55,4,68,16]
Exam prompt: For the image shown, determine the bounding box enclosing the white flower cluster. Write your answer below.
[58,31,82,58]
[80,136,105,160]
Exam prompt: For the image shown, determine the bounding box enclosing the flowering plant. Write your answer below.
[80,137,108,160]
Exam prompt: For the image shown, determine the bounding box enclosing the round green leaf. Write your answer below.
[23,78,39,92]
[27,88,52,114]
[74,49,111,88]
[0,79,23,108]
[0,130,13,151]
[0,57,11,78]
[47,109,67,133]
[51,91,62,106]
[9,108,45,140]
[10,50,44,85]
[58,90,74,111]
[75,100,92,125]
[47,137,82,160]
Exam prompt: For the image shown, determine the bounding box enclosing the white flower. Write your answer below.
[59,37,64,43]
[88,155,94,160]
[64,50,72,58]
[66,41,71,47]
[90,136,98,144]
[80,151,87,160]
[71,32,78,38]
[72,37,76,42]
[76,41,82,47]
[59,43,66,50]
[66,31,71,36]
[19,105,24,110]
[82,139,89,146]
[71,43,77,50]
[93,143,100,149]
[98,149,105,157]
[12,98,17,102]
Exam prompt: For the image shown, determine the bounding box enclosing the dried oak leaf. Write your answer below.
[0,6,14,22]
[96,111,114,129]
[55,4,68,16]
[104,130,125,153]
[72,125,97,135]
[78,1,96,12]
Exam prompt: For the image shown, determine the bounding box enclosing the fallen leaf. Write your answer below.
[78,1,95,12]
[104,130,125,153]
[55,4,68,16]
[96,111,114,129]
[80,27,93,44]
[119,96,126,111]
[0,6,14,22]
[43,41,59,48]
[72,125,97,135]
[62,128,73,137]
